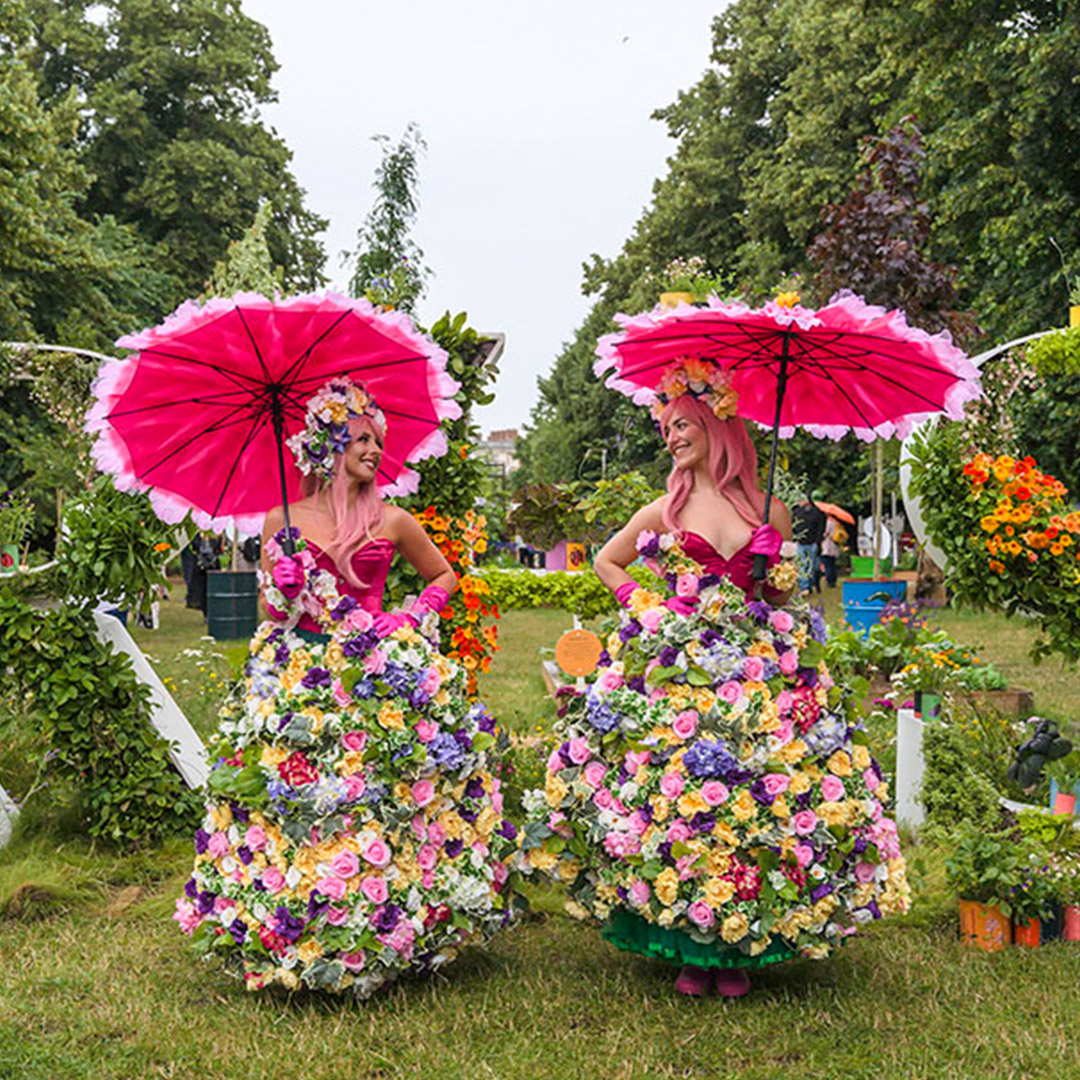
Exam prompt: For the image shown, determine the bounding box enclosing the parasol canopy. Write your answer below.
[86,292,460,538]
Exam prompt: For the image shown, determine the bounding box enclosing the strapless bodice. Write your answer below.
[296,537,395,633]
[680,531,756,595]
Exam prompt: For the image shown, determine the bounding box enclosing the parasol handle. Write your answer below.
[752,332,791,587]
[270,391,296,557]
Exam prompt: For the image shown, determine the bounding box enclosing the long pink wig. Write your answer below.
[302,415,386,587]
[659,395,766,533]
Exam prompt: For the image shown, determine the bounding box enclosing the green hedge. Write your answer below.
[0,590,201,846]
[480,565,654,621]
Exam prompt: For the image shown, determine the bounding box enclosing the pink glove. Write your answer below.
[373,611,415,637]
[748,524,783,562]
[664,595,698,616]
[272,555,305,598]
[413,585,450,619]
[615,582,639,609]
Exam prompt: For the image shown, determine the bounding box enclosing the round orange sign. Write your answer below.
[554,628,603,677]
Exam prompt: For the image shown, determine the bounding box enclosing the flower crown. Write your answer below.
[650,357,739,422]
[286,377,385,482]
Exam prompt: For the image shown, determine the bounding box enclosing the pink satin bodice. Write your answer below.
[296,537,395,633]
[680,531,756,595]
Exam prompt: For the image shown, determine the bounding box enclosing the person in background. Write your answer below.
[791,490,825,596]
[821,512,846,588]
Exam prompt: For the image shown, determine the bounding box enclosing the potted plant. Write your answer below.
[944,824,1024,951]
[1048,852,1080,942]
[0,488,34,576]
[1008,861,1055,947]
[1047,750,1080,817]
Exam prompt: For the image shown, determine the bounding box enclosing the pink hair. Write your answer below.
[659,395,766,533]
[303,415,386,587]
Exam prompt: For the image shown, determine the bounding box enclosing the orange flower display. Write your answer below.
[412,506,499,697]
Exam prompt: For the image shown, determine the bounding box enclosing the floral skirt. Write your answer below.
[175,618,517,997]
[603,908,796,971]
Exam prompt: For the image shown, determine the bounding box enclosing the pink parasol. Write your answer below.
[595,289,981,579]
[86,292,460,538]
[595,290,980,442]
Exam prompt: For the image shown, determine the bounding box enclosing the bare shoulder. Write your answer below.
[380,504,414,538]
[769,497,793,539]
[263,505,285,536]
[629,496,667,533]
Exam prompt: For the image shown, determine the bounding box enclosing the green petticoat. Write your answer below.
[602,908,797,971]
[294,627,331,646]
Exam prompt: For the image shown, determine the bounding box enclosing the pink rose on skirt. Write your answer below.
[688,900,715,929]
[629,880,651,907]
[854,861,877,884]
[331,679,352,708]
[640,608,664,634]
[794,843,814,869]
[768,609,795,634]
[343,773,366,800]
[660,772,684,799]
[414,719,439,743]
[331,850,360,879]
[416,844,438,871]
[792,810,818,836]
[341,730,368,753]
[701,780,729,806]
[762,773,790,797]
[718,680,743,704]
[363,839,392,867]
[261,867,285,893]
[360,875,389,904]
[676,573,699,599]
[568,737,591,765]
[596,667,624,693]
[341,951,366,972]
[583,761,608,788]
[427,821,447,846]
[207,832,230,859]
[411,779,435,807]
[325,906,350,926]
[363,648,387,675]
[742,655,765,681]
[244,825,267,851]
[342,608,374,634]
[864,768,880,792]
[316,876,347,901]
[821,775,846,802]
[666,821,691,843]
[672,710,698,740]
[593,787,614,810]
[778,650,799,676]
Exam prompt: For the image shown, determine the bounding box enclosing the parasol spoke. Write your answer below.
[234,307,276,385]
[277,309,355,387]
[284,351,433,395]
[133,346,269,390]
[106,385,264,421]
[138,400,276,481]
[210,406,275,520]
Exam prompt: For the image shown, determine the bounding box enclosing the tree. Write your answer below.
[518,0,1080,488]
[346,124,430,313]
[25,0,327,297]
[201,202,283,299]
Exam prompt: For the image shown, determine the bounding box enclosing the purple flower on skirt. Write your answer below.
[658,646,680,668]
[459,805,479,823]
[231,803,249,823]
[658,841,675,865]
[236,845,253,865]
[184,877,198,899]
[274,906,306,943]
[277,710,294,732]
[301,666,332,689]
[470,704,496,733]
[444,837,464,858]
[597,649,612,668]
[194,829,210,855]
[638,533,660,558]
[196,890,216,916]
[750,778,774,806]
[465,777,485,799]
[811,882,834,903]
[498,819,518,840]
[690,812,716,835]
[626,676,646,694]
[746,600,772,624]
[618,619,642,643]
[683,738,738,781]
[373,904,401,933]
[229,918,247,944]
[429,731,466,770]
[274,643,291,666]
[585,698,619,734]
[308,891,330,919]
[853,836,869,855]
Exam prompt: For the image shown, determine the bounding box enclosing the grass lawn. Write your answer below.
[3,578,1080,1080]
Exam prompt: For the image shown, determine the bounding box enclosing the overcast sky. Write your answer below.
[242,1,725,437]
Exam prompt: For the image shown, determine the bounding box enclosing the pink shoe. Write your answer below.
[713,968,751,998]
[674,965,711,996]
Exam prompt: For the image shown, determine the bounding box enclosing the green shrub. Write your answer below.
[480,565,654,620]
[921,718,1002,832]
[0,591,201,847]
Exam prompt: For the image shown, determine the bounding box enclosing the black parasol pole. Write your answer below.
[269,386,296,557]
[752,329,792,582]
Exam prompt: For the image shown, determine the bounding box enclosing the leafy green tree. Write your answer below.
[201,202,283,299]
[346,124,430,313]
[25,0,327,296]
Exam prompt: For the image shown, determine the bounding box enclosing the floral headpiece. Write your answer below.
[286,377,385,482]
[650,356,739,422]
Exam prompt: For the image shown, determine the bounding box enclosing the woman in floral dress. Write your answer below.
[176,379,516,997]
[522,363,910,998]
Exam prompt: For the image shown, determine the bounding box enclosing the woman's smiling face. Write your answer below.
[341,419,384,485]
[662,408,708,471]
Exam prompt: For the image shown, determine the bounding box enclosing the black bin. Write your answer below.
[206,570,258,640]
